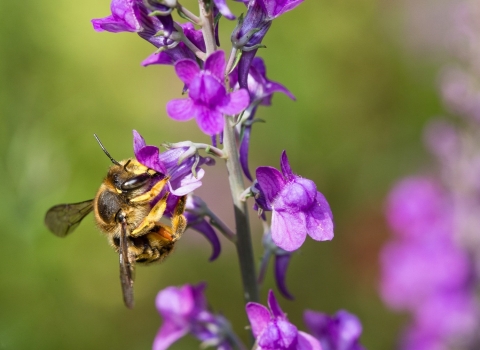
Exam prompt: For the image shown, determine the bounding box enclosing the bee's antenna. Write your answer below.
[94,134,122,166]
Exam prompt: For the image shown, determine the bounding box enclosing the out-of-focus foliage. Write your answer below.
[0,0,444,349]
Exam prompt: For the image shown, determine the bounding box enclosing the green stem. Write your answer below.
[223,115,259,304]
[198,0,217,56]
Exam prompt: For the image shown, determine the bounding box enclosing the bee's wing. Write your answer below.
[119,219,135,309]
[45,200,94,237]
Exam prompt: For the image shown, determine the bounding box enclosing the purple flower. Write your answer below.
[235,56,295,180]
[166,50,250,136]
[379,238,471,311]
[385,176,453,241]
[246,290,321,350]
[154,283,235,350]
[133,130,214,196]
[185,195,221,261]
[254,151,334,251]
[92,0,174,46]
[304,310,365,350]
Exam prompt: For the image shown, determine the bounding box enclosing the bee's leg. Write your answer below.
[130,192,169,237]
[169,195,187,241]
[143,196,186,243]
[129,176,170,204]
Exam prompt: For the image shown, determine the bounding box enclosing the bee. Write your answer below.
[44,135,186,309]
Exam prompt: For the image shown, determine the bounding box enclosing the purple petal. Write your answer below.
[238,50,257,89]
[175,59,200,85]
[218,89,250,115]
[255,166,286,206]
[132,129,146,155]
[271,210,307,251]
[276,319,298,348]
[240,124,253,181]
[92,0,141,32]
[305,192,334,241]
[274,253,294,300]
[142,51,175,66]
[168,169,205,196]
[276,178,317,211]
[156,285,195,318]
[136,145,167,173]
[251,57,267,77]
[280,150,294,180]
[195,106,225,136]
[246,303,271,338]
[213,0,236,19]
[261,0,304,20]
[190,74,227,105]
[268,289,286,318]
[205,50,226,82]
[264,81,296,103]
[297,331,322,350]
[186,217,221,261]
[153,322,189,350]
[91,16,135,32]
[167,98,195,121]
[182,22,206,53]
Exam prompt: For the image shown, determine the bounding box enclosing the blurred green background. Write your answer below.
[0,0,447,349]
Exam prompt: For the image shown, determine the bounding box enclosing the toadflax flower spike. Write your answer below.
[254,151,334,251]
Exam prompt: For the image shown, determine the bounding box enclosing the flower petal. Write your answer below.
[255,166,285,207]
[274,253,294,300]
[142,51,175,66]
[214,0,236,19]
[280,150,294,180]
[132,129,146,155]
[246,303,271,338]
[305,192,334,242]
[218,89,250,116]
[268,289,286,318]
[175,59,200,86]
[152,322,189,350]
[185,216,221,261]
[297,331,322,350]
[240,123,254,181]
[168,169,204,196]
[136,145,167,173]
[167,98,195,121]
[195,106,225,136]
[205,50,226,82]
[271,210,307,251]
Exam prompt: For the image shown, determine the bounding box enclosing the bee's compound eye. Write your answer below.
[115,210,126,223]
[121,173,151,191]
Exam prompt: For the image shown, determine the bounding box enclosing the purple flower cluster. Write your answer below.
[89,0,352,349]
[380,177,480,349]
[155,286,366,350]
[379,3,480,349]
[154,283,235,350]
